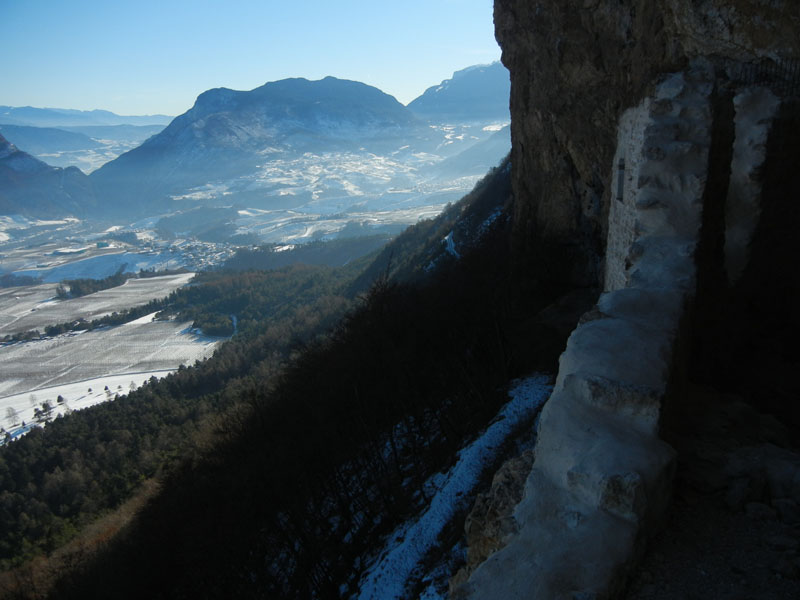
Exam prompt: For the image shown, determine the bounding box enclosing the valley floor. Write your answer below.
[0,273,221,440]
[0,315,219,441]
[0,274,194,335]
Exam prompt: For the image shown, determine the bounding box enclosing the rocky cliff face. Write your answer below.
[496,0,800,289]
[453,1,799,598]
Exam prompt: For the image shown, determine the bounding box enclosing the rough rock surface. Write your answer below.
[451,1,799,598]
[449,449,535,591]
[453,58,716,600]
[495,0,800,288]
[723,86,780,283]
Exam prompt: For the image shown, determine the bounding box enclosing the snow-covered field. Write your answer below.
[0,273,194,335]
[12,250,185,283]
[0,313,221,439]
[355,374,553,600]
[233,201,457,244]
[0,313,219,396]
[1,370,173,442]
[36,138,144,173]
[171,147,492,244]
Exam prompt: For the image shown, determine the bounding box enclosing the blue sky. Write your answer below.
[0,0,500,116]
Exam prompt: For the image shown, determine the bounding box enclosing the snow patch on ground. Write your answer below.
[476,207,503,239]
[1,370,174,444]
[52,246,89,255]
[124,311,158,326]
[355,374,552,600]
[443,231,460,259]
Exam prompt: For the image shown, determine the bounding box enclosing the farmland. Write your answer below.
[0,273,222,438]
[0,370,172,441]
[0,313,220,434]
[0,312,219,395]
[0,273,194,336]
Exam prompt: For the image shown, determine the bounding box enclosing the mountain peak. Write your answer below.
[90,75,421,215]
[0,132,48,173]
[0,132,16,160]
[184,76,411,125]
[407,61,510,123]
[0,133,95,217]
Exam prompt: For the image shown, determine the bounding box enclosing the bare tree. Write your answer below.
[5,406,20,427]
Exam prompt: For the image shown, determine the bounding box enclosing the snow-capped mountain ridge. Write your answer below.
[407,61,510,123]
[0,133,95,217]
[89,71,509,221]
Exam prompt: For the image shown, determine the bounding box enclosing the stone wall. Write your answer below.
[451,1,798,596]
[452,60,715,599]
[496,0,800,290]
[723,86,780,284]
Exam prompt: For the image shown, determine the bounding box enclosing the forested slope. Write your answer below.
[1,158,592,598]
[0,265,354,574]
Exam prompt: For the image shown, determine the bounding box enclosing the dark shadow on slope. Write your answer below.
[45,160,595,599]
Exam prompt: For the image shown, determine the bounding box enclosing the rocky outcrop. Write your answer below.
[453,60,714,599]
[496,0,800,289]
[452,1,799,598]
[449,449,534,590]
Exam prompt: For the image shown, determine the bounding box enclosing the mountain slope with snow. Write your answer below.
[89,77,426,216]
[0,133,95,217]
[407,62,510,123]
[0,125,102,155]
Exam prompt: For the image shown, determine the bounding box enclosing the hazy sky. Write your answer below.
[0,0,500,117]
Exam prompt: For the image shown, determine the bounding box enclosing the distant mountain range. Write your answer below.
[0,125,103,155]
[0,106,171,128]
[0,63,510,232]
[90,76,424,214]
[0,123,168,174]
[0,133,94,217]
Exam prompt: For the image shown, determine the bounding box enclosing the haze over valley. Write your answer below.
[0,61,511,442]
[0,0,566,596]
[1,63,509,259]
[3,0,798,597]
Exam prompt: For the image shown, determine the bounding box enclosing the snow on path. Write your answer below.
[355,374,552,600]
